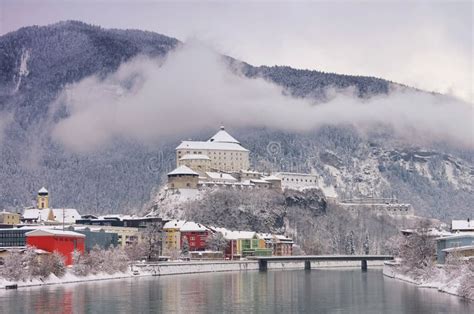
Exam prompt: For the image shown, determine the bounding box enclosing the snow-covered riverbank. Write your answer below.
[383,262,472,300]
[1,259,384,290]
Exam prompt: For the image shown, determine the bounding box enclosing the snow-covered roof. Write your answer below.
[180,221,208,232]
[179,154,211,161]
[241,170,264,175]
[168,165,199,176]
[23,208,81,224]
[25,229,85,238]
[205,172,237,181]
[221,231,240,240]
[275,235,294,242]
[163,219,186,230]
[274,172,317,177]
[235,231,256,239]
[23,209,51,221]
[208,127,240,144]
[452,219,474,231]
[176,141,249,152]
[250,179,270,184]
[262,175,281,181]
[51,208,81,224]
[38,187,48,194]
[258,233,273,239]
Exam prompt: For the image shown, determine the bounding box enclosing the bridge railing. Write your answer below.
[247,255,394,271]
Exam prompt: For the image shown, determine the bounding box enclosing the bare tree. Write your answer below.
[206,232,228,252]
[140,222,163,261]
[399,220,435,278]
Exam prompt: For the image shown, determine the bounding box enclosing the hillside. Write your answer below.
[0,21,472,219]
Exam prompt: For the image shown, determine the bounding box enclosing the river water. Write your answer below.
[0,269,472,313]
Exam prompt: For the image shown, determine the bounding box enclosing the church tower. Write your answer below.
[37,187,49,209]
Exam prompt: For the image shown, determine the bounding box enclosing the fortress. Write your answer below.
[166,127,414,216]
[167,126,281,190]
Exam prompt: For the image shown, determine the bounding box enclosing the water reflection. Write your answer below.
[0,270,472,313]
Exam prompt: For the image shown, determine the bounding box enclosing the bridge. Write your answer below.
[248,255,394,271]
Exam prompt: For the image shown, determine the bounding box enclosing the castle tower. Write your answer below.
[37,187,49,209]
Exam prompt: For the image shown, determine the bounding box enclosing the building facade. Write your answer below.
[180,222,210,251]
[163,220,186,255]
[436,234,474,264]
[167,166,199,189]
[25,229,85,265]
[274,172,318,190]
[175,126,250,173]
[0,211,20,226]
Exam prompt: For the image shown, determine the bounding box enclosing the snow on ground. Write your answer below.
[2,260,385,290]
[383,263,471,300]
[444,162,458,189]
[14,48,30,93]
[414,162,433,181]
[0,269,139,289]
[151,187,202,219]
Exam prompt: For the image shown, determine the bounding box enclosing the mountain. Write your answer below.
[0,21,472,219]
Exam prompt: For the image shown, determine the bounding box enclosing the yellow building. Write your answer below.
[162,219,186,255]
[0,211,20,225]
[176,126,250,173]
[177,154,211,175]
[37,187,49,209]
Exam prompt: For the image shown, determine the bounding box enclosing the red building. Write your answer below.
[224,239,238,260]
[180,222,210,251]
[25,229,85,265]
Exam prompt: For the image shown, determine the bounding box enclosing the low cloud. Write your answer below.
[50,42,473,152]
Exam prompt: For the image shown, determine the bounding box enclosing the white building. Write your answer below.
[175,126,250,173]
[274,172,318,190]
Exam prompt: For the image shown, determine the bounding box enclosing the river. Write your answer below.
[0,269,472,313]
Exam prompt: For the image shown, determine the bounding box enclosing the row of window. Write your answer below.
[180,151,244,156]
[282,177,315,183]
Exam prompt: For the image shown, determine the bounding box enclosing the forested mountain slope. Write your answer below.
[0,21,471,219]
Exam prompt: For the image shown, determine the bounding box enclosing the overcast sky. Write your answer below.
[1,0,472,102]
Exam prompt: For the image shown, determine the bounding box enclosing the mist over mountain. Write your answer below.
[0,21,472,219]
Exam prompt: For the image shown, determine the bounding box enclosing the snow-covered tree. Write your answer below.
[72,250,90,277]
[399,221,435,278]
[1,251,24,281]
[125,240,147,261]
[181,237,190,256]
[140,222,163,260]
[48,252,66,278]
[363,233,370,255]
[345,231,355,255]
[206,232,228,252]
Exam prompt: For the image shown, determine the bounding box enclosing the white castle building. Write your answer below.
[168,127,281,190]
[176,126,250,173]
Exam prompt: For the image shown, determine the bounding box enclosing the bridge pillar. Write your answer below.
[304,260,311,270]
[259,260,268,271]
[361,260,367,271]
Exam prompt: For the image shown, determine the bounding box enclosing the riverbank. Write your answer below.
[1,259,384,290]
[383,262,473,301]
